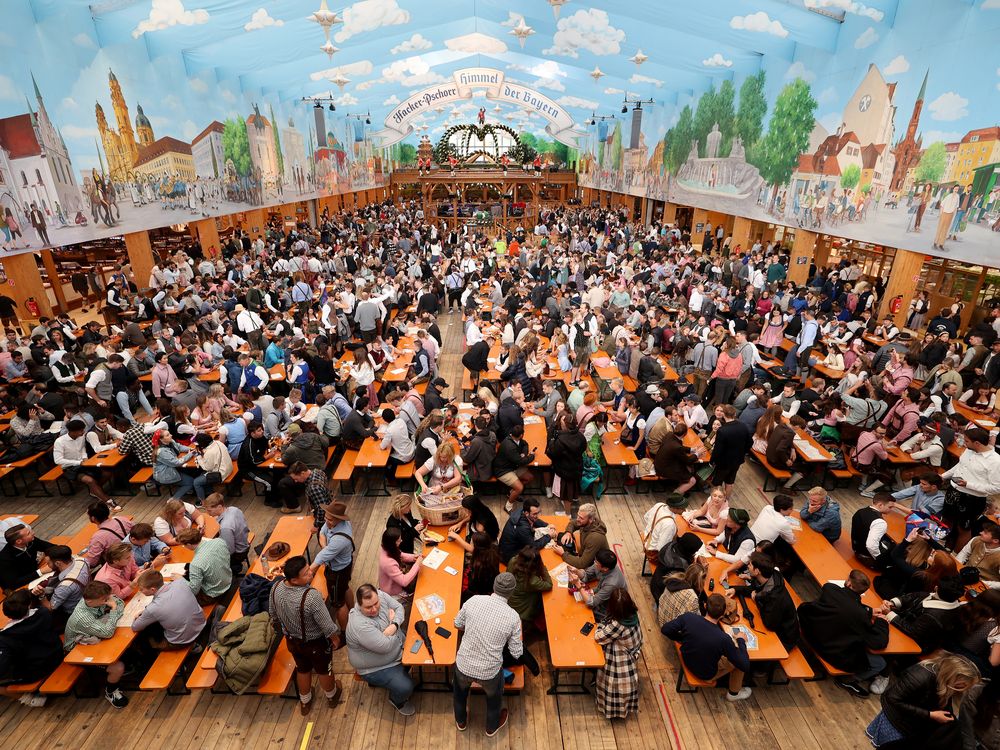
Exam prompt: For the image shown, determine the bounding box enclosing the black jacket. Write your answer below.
[880,662,982,749]
[492,436,532,477]
[423,384,447,413]
[710,420,753,471]
[887,593,964,654]
[496,398,524,441]
[461,341,491,373]
[733,571,798,650]
[0,608,63,684]
[546,429,586,479]
[797,582,889,673]
[498,509,550,561]
[341,410,376,450]
[460,430,497,482]
[0,537,54,591]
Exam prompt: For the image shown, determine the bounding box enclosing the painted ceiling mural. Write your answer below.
[0,0,997,265]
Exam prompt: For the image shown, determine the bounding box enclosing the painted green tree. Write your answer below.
[269,104,284,177]
[398,142,417,165]
[914,141,948,185]
[712,79,737,158]
[754,79,817,200]
[610,121,623,171]
[664,105,694,175]
[222,117,252,177]
[736,70,767,151]
[841,164,861,190]
[692,85,717,158]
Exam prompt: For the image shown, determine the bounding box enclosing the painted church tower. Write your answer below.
[890,70,927,192]
[109,70,139,168]
[135,105,155,147]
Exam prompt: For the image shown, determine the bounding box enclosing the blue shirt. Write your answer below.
[891,485,945,516]
[315,520,354,571]
[264,343,285,368]
[128,534,169,566]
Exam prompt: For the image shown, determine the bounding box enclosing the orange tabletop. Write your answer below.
[790,512,920,655]
[539,516,606,669]
[953,400,997,429]
[0,513,38,525]
[356,436,390,468]
[257,448,286,470]
[81,450,127,468]
[884,444,918,465]
[383,351,414,382]
[523,419,551,467]
[790,427,832,463]
[681,428,708,462]
[601,428,638,466]
[197,369,221,383]
[268,363,286,382]
[705,559,789,661]
[402,527,464,667]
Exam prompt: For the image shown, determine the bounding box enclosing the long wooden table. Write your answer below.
[790,511,920,656]
[674,516,789,662]
[539,515,605,694]
[401,525,465,690]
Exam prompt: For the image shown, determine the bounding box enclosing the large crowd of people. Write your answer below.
[0,198,997,746]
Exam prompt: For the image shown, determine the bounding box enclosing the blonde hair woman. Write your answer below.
[152,497,205,546]
[414,442,461,494]
[681,488,729,536]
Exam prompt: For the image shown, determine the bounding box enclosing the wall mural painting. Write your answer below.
[576,0,1000,268]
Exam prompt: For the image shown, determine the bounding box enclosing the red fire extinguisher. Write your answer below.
[25,297,39,316]
[889,295,903,314]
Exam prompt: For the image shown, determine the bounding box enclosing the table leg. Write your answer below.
[546,667,595,695]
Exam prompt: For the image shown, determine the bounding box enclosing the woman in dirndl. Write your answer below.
[594,588,643,720]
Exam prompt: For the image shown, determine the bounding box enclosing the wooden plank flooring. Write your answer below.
[0,309,895,749]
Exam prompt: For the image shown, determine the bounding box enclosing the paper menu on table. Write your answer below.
[414,594,446,620]
[729,625,758,651]
[787,517,802,531]
[389,368,407,375]
[421,547,449,570]
[523,416,542,425]
[159,563,187,579]
[118,593,153,627]
[793,438,824,461]
[548,562,570,588]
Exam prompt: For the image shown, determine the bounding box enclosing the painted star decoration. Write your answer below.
[630,49,648,66]
[590,66,605,82]
[510,17,535,48]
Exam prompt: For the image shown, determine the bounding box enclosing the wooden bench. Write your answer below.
[39,465,75,496]
[826,453,862,489]
[333,449,359,492]
[474,665,525,693]
[0,451,50,497]
[39,663,85,694]
[139,604,215,693]
[461,369,475,398]
[673,643,716,693]
[752,450,792,492]
[768,646,817,684]
[394,461,415,490]
[129,466,160,496]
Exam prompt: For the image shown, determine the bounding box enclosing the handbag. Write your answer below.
[204,471,223,484]
[718,597,740,626]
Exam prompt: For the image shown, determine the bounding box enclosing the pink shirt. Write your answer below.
[152,363,177,398]
[712,352,744,380]
[377,548,420,597]
[95,557,139,599]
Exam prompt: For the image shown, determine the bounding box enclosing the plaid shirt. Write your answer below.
[454,594,523,680]
[119,425,155,466]
[305,470,331,527]
[269,580,338,640]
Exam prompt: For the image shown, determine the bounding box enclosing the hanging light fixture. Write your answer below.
[329,103,336,111]
[365,111,371,125]
[320,40,340,60]
[309,0,341,40]
[329,72,351,91]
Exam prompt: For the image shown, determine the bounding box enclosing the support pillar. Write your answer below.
[730,216,752,253]
[124,231,155,292]
[788,230,817,286]
[662,203,678,224]
[40,250,67,314]
[691,209,709,249]
[192,219,221,259]
[812,236,832,271]
[242,209,266,236]
[3,253,52,328]
[879,249,926,326]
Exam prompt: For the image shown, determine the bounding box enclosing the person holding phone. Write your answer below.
[866,653,982,749]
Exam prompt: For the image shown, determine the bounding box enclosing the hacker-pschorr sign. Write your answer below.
[372,68,587,149]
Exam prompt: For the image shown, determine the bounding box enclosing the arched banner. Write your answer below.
[372,67,587,149]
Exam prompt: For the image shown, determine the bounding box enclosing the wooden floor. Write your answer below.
[0,310,900,749]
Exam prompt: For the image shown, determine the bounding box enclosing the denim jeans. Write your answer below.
[116,390,153,424]
[854,652,886,683]
[453,666,503,732]
[172,472,196,501]
[362,663,414,708]
[193,473,212,501]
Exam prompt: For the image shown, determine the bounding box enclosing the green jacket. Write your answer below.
[212,612,280,694]
[506,556,553,621]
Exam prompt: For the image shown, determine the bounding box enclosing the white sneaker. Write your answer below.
[726,687,752,702]
[859,488,876,499]
[545,487,553,498]
[869,676,889,695]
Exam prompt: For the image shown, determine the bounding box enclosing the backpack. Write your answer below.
[239,573,280,616]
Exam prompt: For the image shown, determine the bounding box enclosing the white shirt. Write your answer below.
[864,514,889,559]
[642,503,677,553]
[942,447,1000,497]
[53,433,88,467]
[750,505,797,544]
[465,321,483,346]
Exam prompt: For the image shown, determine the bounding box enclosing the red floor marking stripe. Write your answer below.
[657,682,684,750]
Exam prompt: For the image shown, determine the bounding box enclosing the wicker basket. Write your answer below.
[414,496,465,526]
[414,471,473,526]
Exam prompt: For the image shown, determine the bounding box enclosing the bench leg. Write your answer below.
[675,670,698,694]
[546,668,595,695]
[765,663,789,686]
